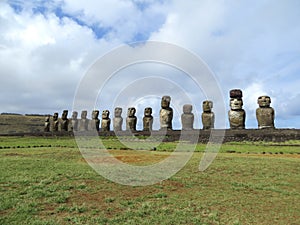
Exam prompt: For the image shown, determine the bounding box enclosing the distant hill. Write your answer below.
[0,114,45,134]
[1,112,23,116]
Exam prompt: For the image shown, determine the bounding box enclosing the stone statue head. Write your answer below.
[127,107,136,117]
[183,104,192,114]
[81,110,87,119]
[202,100,213,113]
[92,110,99,119]
[53,112,58,120]
[114,107,122,117]
[45,115,50,122]
[144,107,152,116]
[230,98,243,110]
[62,110,68,120]
[102,110,110,119]
[161,96,171,109]
[258,96,271,108]
[72,111,78,120]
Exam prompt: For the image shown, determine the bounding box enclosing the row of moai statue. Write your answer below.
[44,109,111,132]
[114,96,214,131]
[44,91,275,132]
[44,110,69,132]
[43,96,213,132]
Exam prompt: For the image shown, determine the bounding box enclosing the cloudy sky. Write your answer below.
[1,0,300,129]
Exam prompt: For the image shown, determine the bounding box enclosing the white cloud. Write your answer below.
[148,0,300,128]
[56,0,166,41]
[0,1,120,113]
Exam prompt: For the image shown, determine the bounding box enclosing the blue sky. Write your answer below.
[0,0,300,129]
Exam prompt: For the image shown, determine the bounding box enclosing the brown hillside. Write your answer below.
[0,114,44,134]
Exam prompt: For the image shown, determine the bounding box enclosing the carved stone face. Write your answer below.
[45,115,50,122]
[72,111,78,120]
[161,96,171,109]
[203,100,213,113]
[92,110,99,119]
[102,110,109,119]
[53,113,58,120]
[62,110,68,119]
[127,108,136,117]
[81,110,87,119]
[230,98,243,110]
[144,107,152,116]
[183,104,192,114]
[258,96,271,108]
[114,107,122,117]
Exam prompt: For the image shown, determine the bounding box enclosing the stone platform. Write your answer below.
[100,129,300,143]
[1,129,300,143]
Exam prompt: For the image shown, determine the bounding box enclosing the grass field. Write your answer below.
[1,136,300,224]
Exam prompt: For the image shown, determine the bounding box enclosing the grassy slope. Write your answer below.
[0,115,45,134]
[0,137,299,225]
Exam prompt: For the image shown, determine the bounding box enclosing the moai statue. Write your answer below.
[79,110,89,131]
[160,96,173,130]
[71,111,78,131]
[126,107,137,131]
[60,110,69,131]
[101,110,111,131]
[256,95,275,129]
[113,107,123,131]
[181,104,194,130]
[89,110,100,131]
[52,112,59,131]
[201,100,215,130]
[44,115,50,132]
[228,89,246,129]
[143,107,153,131]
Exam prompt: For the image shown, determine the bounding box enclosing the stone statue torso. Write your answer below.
[256,107,274,129]
[181,113,194,130]
[228,110,245,129]
[113,117,123,131]
[201,112,215,130]
[160,108,173,129]
[101,118,111,131]
[143,116,153,131]
[126,116,137,131]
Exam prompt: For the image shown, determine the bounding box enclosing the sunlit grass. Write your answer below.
[0,136,299,224]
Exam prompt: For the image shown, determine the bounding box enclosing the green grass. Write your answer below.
[0,136,300,224]
[1,136,299,154]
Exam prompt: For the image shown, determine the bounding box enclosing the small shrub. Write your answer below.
[152,192,167,198]
[105,197,115,203]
